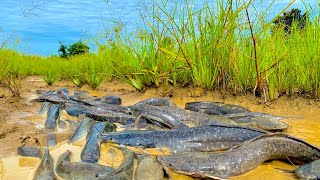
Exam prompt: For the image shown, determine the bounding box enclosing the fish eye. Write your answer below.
[95,174,100,177]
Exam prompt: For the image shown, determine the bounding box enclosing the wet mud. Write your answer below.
[0,76,320,179]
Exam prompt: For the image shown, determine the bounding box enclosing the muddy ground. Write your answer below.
[1,76,320,179]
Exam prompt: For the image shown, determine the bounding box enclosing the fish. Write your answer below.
[95,95,122,105]
[68,117,94,144]
[185,101,251,115]
[33,148,56,180]
[295,159,320,180]
[44,104,61,129]
[38,102,51,115]
[131,103,237,127]
[31,90,73,105]
[185,102,289,131]
[46,133,57,147]
[135,155,164,180]
[63,102,132,118]
[81,122,115,163]
[17,146,41,158]
[55,150,114,180]
[56,147,134,180]
[58,119,68,129]
[225,112,289,131]
[109,147,134,179]
[157,134,320,179]
[99,124,267,153]
[134,97,177,107]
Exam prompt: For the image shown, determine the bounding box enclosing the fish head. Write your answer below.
[296,161,320,180]
[254,117,289,131]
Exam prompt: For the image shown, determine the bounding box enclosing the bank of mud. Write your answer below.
[1,76,320,179]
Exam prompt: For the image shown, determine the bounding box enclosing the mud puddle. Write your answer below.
[1,76,320,179]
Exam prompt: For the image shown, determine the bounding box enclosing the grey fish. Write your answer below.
[56,147,133,180]
[46,133,57,147]
[81,122,115,163]
[45,104,61,129]
[17,146,41,158]
[63,102,132,118]
[100,125,267,153]
[135,97,177,107]
[33,148,56,180]
[131,103,237,127]
[225,112,289,131]
[31,91,73,104]
[55,150,114,180]
[95,95,122,105]
[39,102,51,115]
[135,156,164,180]
[58,119,67,129]
[130,103,188,129]
[157,134,320,179]
[295,159,320,180]
[68,117,94,144]
[185,101,250,115]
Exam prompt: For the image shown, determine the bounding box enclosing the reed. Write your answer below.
[1,0,320,100]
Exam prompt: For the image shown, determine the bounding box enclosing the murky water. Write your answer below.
[1,78,320,179]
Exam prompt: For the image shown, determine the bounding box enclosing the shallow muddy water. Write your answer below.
[1,77,320,180]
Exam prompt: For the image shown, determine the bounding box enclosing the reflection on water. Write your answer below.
[1,95,320,180]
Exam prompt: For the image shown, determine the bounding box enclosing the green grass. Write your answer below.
[1,0,320,99]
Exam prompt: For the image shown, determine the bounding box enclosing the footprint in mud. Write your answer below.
[19,133,41,146]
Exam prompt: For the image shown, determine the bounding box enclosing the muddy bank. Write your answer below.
[1,76,320,179]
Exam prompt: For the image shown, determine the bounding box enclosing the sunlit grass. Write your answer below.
[1,0,320,99]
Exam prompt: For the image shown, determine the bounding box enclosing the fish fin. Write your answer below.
[205,174,226,180]
[274,167,296,173]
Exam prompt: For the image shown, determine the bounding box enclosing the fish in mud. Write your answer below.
[55,150,114,180]
[71,91,122,105]
[131,103,237,128]
[63,102,131,117]
[33,148,56,180]
[17,146,41,158]
[135,155,164,180]
[94,95,122,105]
[185,102,289,131]
[31,90,73,105]
[46,133,57,147]
[134,97,177,107]
[157,134,320,179]
[295,159,320,180]
[100,125,267,153]
[68,117,94,144]
[81,122,115,163]
[38,102,51,115]
[225,112,289,131]
[56,147,134,180]
[45,104,61,129]
[185,101,251,115]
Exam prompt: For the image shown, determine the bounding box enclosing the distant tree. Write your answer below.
[67,41,89,56]
[58,42,68,58]
[58,41,89,58]
[273,8,307,34]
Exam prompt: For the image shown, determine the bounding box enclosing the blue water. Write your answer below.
[0,0,316,56]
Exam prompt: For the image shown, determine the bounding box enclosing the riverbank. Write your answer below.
[1,76,320,179]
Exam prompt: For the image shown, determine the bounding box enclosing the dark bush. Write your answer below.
[273,8,307,34]
[58,41,89,58]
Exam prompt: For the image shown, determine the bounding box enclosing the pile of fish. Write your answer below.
[16,88,320,179]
